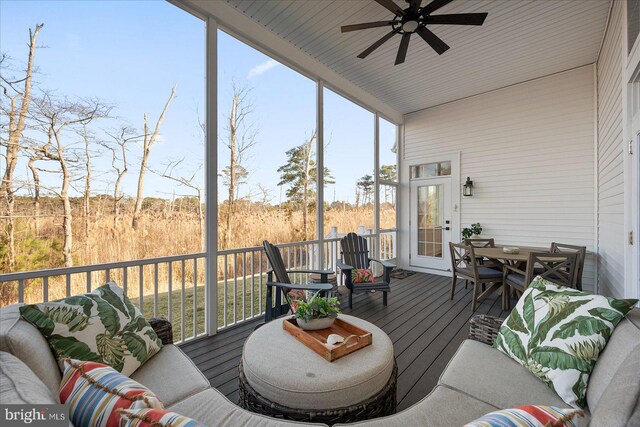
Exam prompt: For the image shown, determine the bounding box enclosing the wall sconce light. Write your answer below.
[463,177,474,197]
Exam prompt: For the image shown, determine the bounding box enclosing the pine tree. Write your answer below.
[277,132,334,239]
[357,174,375,206]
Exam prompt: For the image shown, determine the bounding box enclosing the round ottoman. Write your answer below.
[239,314,397,424]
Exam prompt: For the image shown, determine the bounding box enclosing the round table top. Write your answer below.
[242,314,394,410]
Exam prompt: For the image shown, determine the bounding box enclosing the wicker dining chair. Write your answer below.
[262,240,333,323]
[503,251,578,310]
[449,242,503,311]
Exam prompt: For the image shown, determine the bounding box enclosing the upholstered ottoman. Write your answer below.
[239,314,397,425]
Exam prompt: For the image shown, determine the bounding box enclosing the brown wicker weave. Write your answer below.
[148,317,173,345]
[238,359,397,425]
[468,314,504,346]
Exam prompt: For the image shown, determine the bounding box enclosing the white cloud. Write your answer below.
[247,59,280,79]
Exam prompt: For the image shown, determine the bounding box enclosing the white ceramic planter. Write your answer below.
[296,317,335,331]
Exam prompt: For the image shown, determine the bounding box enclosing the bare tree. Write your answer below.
[256,183,272,207]
[221,84,256,248]
[153,159,204,249]
[0,23,43,268]
[103,126,136,227]
[29,94,109,266]
[80,125,92,240]
[27,150,44,235]
[131,84,177,229]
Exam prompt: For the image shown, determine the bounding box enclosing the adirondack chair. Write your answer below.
[337,233,394,309]
[262,240,334,323]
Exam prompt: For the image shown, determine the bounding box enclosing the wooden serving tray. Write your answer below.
[282,317,372,362]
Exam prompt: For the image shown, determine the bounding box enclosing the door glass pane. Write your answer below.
[417,185,443,258]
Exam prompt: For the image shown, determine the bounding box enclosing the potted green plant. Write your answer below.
[294,294,341,330]
[461,223,483,240]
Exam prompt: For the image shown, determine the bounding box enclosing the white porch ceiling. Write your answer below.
[223,0,610,115]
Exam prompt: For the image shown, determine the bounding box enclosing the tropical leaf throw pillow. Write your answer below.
[20,282,163,377]
[493,277,637,408]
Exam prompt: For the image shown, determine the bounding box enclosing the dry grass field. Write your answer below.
[1,199,395,335]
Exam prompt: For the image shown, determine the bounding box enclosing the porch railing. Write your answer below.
[0,230,396,345]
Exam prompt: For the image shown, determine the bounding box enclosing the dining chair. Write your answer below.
[550,242,587,291]
[464,238,501,269]
[503,251,578,310]
[449,242,503,311]
[262,240,334,323]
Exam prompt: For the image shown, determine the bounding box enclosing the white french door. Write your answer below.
[410,177,452,270]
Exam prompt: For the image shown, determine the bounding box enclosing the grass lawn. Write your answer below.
[141,273,269,342]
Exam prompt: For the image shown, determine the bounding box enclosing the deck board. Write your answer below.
[179,272,511,410]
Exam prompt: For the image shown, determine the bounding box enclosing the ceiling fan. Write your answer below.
[341,0,488,65]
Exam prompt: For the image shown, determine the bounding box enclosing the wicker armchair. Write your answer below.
[468,314,503,346]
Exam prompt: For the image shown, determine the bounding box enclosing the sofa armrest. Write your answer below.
[468,315,504,346]
[149,317,173,345]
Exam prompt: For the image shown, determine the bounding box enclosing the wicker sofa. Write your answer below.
[1,302,639,427]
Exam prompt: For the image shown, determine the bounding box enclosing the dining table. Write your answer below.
[473,246,550,265]
[472,245,554,309]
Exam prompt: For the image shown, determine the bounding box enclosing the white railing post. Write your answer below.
[205,16,218,336]
[374,112,380,259]
[316,80,325,269]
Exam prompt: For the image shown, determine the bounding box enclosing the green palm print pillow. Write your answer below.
[20,282,163,377]
[493,276,637,408]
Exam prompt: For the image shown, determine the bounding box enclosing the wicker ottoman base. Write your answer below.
[238,359,397,425]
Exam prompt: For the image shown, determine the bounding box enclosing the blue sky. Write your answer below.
[1,0,397,203]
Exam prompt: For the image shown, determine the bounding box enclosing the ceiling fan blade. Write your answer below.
[358,29,399,59]
[416,26,449,55]
[341,21,395,33]
[395,33,411,65]
[421,0,454,15]
[374,0,405,16]
[423,13,488,26]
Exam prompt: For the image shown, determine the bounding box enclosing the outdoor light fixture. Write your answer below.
[463,177,474,197]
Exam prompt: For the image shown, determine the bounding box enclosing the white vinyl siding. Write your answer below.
[401,66,596,292]
[596,0,626,298]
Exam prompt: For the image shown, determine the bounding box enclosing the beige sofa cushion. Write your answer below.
[586,309,640,410]
[0,351,58,404]
[589,344,640,427]
[168,388,326,427]
[130,344,211,407]
[0,304,61,395]
[335,385,497,427]
[439,340,571,408]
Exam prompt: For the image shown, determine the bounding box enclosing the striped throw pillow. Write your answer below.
[118,408,205,427]
[59,359,163,427]
[464,405,583,427]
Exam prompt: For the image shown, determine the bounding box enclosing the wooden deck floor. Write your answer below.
[180,272,511,411]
